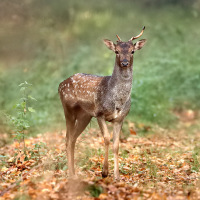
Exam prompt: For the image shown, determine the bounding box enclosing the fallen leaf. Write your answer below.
[130,128,137,135]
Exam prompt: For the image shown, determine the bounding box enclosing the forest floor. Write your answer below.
[0,112,200,200]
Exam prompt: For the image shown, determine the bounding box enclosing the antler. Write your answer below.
[129,26,145,41]
[116,34,121,42]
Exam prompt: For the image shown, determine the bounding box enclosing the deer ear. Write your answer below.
[103,39,115,51]
[134,39,146,50]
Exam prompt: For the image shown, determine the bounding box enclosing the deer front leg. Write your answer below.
[97,117,110,177]
[67,138,76,176]
[66,122,76,177]
[113,121,123,180]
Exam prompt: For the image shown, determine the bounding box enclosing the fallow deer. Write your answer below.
[59,27,146,180]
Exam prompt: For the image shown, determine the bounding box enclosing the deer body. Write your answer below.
[59,27,146,180]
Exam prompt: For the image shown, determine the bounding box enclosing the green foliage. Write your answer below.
[119,163,129,175]
[14,194,31,200]
[0,0,200,131]
[87,184,103,197]
[6,82,37,150]
[191,146,200,172]
[3,82,47,164]
[42,153,68,171]
[144,151,158,178]
[77,147,103,170]
[121,150,129,159]
[0,155,7,168]
[31,142,47,162]
[54,153,68,170]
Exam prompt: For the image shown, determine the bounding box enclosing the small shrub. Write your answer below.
[87,184,103,197]
[6,82,36,152]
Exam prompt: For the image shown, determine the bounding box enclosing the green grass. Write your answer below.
[0,0,200,133]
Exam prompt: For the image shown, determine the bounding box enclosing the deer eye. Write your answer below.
[131,50,135,54]
[115,50,119,54]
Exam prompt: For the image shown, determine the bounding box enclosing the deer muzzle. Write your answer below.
[121,59,129,67]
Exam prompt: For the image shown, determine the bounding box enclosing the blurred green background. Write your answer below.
[0,0,200,133]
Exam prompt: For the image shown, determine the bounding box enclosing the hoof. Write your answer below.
[102,171,108,178]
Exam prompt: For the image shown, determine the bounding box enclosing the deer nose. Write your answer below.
[121,59,129,67]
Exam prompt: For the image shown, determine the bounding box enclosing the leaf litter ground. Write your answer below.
[0,117,200,200]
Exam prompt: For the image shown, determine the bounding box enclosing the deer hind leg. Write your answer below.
[64,106,91,177]
[97,117,110,177]
[113,121,123,180]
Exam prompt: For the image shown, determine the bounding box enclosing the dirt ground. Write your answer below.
[0,116,200,200]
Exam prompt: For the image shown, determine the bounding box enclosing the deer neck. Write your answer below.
[109,60,133,88]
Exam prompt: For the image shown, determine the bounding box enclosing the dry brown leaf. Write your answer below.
[130,128,137,135]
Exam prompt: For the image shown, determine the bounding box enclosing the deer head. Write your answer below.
[103,27,146,68]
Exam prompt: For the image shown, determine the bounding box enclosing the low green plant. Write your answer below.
[119,162,129,174]
[31,142,47,162]
[0,155,7,168]
[121,150,129,159]
[144,151,158,178]
[13,193,31,200]
[191,147,200,172]
[97,148,104,157]
[55,153,68,170]
[6,81,36,159]
[87,184,103,197]
[77,147,95,168]
[131,163,136,174]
